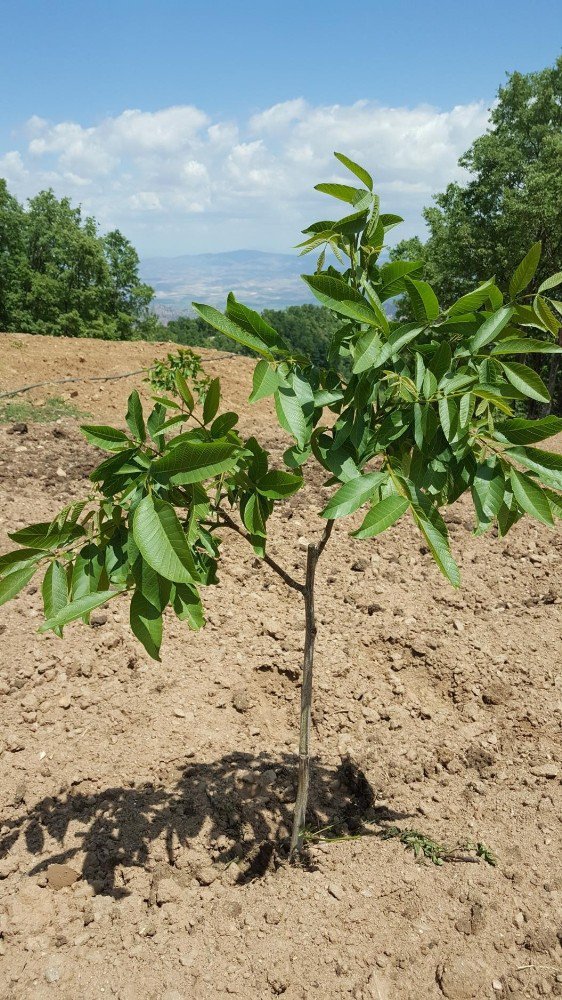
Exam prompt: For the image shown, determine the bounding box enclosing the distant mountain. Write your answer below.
[139,249,318,320]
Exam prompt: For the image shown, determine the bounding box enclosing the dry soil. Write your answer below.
[0,333,561,1000]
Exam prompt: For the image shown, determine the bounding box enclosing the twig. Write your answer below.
[316,518,334,559]
[0,352,241,400]
[0,369,149,399]
[216,509,305,594]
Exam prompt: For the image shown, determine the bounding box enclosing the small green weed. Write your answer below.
[379,826,497,866]
[0,396,89,424]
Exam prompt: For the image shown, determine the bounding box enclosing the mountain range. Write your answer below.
[139,249,318,321]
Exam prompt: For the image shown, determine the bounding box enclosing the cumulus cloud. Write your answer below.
[1,98,489,254]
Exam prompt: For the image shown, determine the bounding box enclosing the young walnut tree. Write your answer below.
[2,153,562,855]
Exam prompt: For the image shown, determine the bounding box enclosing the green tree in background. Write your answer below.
[0,185,155,339]
[392,57,562,414]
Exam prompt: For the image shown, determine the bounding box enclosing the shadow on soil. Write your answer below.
[0,752,411,897]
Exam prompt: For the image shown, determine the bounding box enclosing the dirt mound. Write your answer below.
[0,334,561,999]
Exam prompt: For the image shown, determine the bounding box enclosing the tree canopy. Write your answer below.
[0,183,156,339]
[392,57,562,413]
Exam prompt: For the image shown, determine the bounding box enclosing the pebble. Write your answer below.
[47,863,80,890]
[44,964,61,984]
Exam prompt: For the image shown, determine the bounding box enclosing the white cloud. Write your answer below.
[0,98,489,254]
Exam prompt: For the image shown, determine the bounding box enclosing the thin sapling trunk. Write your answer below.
[290,521,333,856]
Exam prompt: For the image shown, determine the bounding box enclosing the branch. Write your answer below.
[216,509,305,594]
[316,518,334,560]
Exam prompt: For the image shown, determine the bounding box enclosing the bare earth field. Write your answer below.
[0,333,561,1000]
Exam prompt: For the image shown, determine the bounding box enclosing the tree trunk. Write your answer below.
[290,542,318,856]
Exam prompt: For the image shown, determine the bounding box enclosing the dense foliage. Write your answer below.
[0,183,157,339]
[157,304,340,367]
[392,57,562,413]
[2,153,561,851]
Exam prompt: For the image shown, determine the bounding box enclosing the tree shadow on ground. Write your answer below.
[0,752,411,898]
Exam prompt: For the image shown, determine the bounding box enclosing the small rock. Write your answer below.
[297,536,310,552]
[56,468,67,479]
[492,982,503,992]
[89,610,107,627]
[452,620,464,632]
[232,690,252,713]
[47,863,80,890]
[173,708,186,718]
[328,883,344,900]
[44,963,61,984]
[530,764,558,779]
[196,866,218,887]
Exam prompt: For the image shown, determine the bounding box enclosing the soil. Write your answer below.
[0,333,561,1000]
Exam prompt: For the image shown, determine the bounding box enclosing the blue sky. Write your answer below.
[2,0,561,255]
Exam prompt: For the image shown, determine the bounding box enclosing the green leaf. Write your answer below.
[314,182,368,205]
[510,468,553,526]
[275,387,310,450]
[152,441,240,484]
[210,411,238,437]
[321,472,386,519]
[81,425,131,452]
[491,338,562,355]
[333,152,373,191]
[494,416,562,445]
[377,323,424,366]
[0,548,44,577]
[0,564,37,607]
[125,391,146,442]
[129,557,170,661]
[39,589,124,632]
[71,543,106,601]
[203,377,220,424]
[225,294,289,354]
[249,361,280,403]
[352,330,381,374]
[411,501,460,587]
[302,273,381,326]
[500,361,550,403]
[509,242,542,299]
[174,373,194,411]
[429,342,452,383]
[173,582,204,630]
[147,403,167,448]
[352,495,409,538]
[449,278,498,315]
[42,560,68,634]
[133,496,198,583]
[533,295,560,336]
[256,470,303,499]
[538,271,562,294]
[505,446,562,490]
[438,397,458,442]
[379,260,423,299]
[470,307,514,352]
[404,277,440,322]
[8,521,84,550]
[471,461,505,533]
[193,302,274,358]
